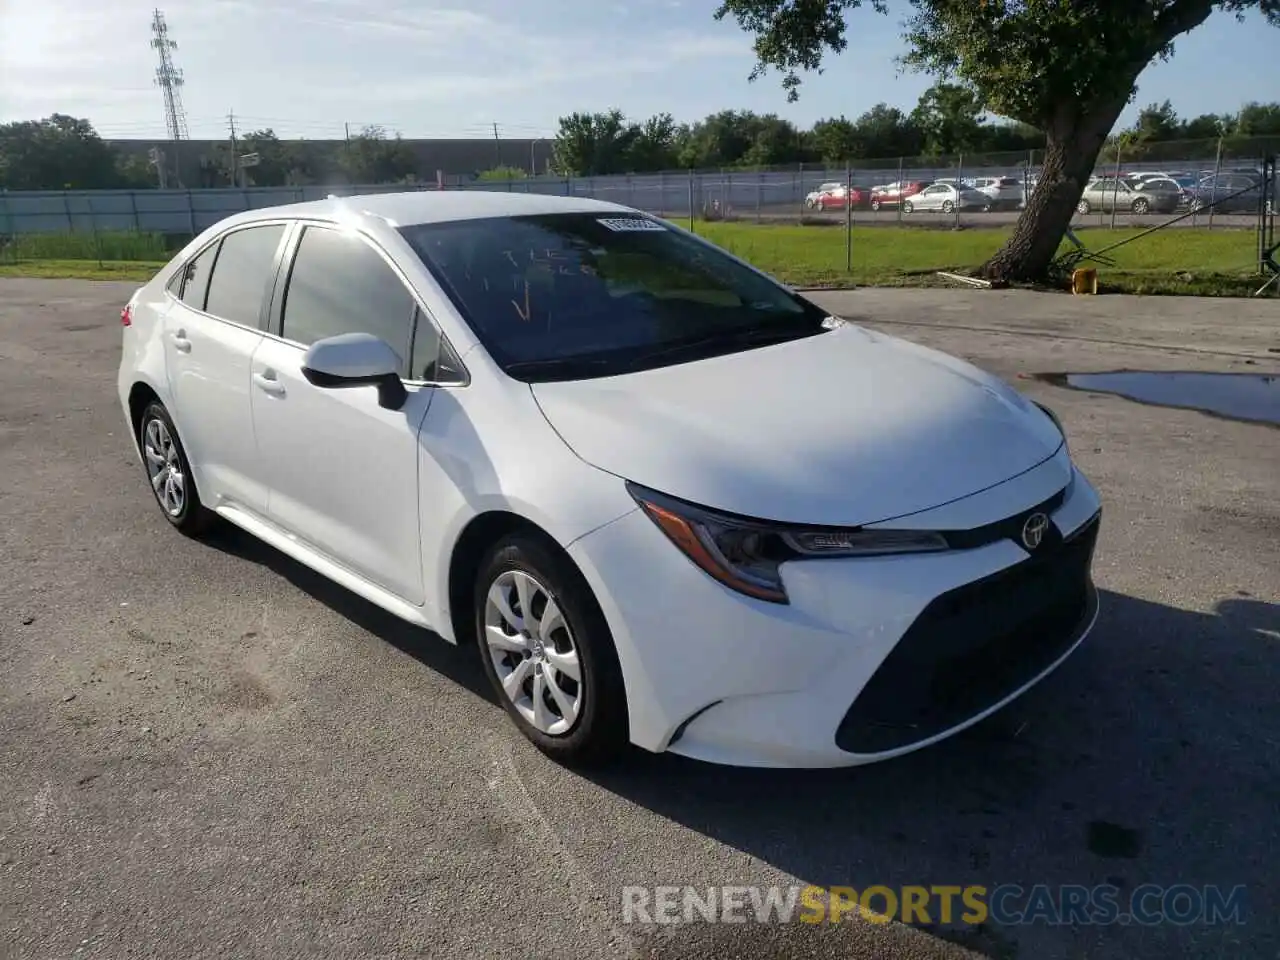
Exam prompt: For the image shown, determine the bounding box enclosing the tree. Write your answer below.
[551,110,640,175]
[0,114,123,190]
[337,125,418,184]
[629,113,680,171]
[850,103,921,158]
[476,165,528,181]
[230,129,313,187]
[809,116,863,163]
[910,82,985,156]
[714,0,1280,283]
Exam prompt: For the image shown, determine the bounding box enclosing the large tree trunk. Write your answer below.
[980,101,1127,284]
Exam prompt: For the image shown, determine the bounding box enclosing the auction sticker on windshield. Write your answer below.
[597,218,666,232]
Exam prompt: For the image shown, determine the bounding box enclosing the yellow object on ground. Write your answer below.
[1072,267,1099,294]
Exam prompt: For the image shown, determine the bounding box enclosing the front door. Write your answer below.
[249,223,434,605]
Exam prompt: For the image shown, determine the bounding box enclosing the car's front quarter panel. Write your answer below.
[417,365,639,643]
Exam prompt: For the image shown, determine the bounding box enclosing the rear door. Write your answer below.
[163,222,289,515]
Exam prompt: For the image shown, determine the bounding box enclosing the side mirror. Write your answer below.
[300,332,407,410]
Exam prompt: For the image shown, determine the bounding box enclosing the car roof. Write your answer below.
[216,190,636,231]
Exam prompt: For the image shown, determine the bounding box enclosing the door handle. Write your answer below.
[252,371,286,396]
[171,330,192,353]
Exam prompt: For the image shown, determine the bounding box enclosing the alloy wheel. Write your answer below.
[483,569,583,736]
[143,417,185,517]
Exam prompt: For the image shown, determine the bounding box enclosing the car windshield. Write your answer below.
[398,212,830,381]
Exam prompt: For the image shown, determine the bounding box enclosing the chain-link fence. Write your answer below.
[1,138,1275,294]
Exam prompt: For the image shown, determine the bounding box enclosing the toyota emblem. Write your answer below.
[1021,512,1050,551]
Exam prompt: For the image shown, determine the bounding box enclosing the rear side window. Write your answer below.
[204,224,287,328]
[178,243,220,311]
[279,226,416,376]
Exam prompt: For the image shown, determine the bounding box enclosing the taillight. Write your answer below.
[121,304,132,327]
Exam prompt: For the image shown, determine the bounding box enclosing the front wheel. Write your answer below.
[138,401,214,536]
[475,533,628,767]
[870,199,881,211]
[1076,199,1091,215]
[1131,197,1150,215]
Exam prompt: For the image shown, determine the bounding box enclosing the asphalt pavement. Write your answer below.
[1,279,1276,960]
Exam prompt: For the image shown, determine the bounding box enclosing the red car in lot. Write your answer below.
[814,186,869,210]
[870,181,930,211]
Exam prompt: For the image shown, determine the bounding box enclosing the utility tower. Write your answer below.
[150,9,189,186]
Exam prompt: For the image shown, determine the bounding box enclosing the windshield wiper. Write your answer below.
[502,356,626,379]
[624,323,821,369]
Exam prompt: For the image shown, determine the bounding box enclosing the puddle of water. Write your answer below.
[1035,370,1280,426]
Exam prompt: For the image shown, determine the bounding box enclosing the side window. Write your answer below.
[280,226,416,376]
[177,243,220,310]
[203,224,287,328]
[407,307,466,383]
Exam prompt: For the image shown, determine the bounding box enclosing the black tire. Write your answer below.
[137,401,214,537]
[941,200,954,214]
[870,200,881,212]
[901,200,914,214]
[1131,198,1150,215]
[474,532,628,767]
[1076,199,1091,215]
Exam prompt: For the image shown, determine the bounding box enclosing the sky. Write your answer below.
[1,0,1277,142]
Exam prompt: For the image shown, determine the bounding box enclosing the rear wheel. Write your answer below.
[901,200,914,214]
[870,199,881,212]
[137,401,213,536]
[1076,199,1091,215]
[475,533,628,766]
[941,200,955,214]
[1131,197,1150,215]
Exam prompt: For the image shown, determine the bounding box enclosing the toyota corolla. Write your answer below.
[117,191,1101,768]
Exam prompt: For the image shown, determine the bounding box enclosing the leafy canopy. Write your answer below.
[715,1,1280,127]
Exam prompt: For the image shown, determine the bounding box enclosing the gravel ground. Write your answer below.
[1,278,1276,960]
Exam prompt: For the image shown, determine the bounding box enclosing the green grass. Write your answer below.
[683,221,1269,296]
[0,259,165,281]
[0,224,1271,296]
[4,230,170,262]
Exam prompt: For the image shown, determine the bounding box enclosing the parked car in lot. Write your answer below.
[1126,175,1190,207]
[971,176,1024,210]
[1075,177,1181,215]
[870,181,930,210]
[804,182,845,210]
[902,182,992,214]
[811,185,869,211]
[1186,173,1266,214]
[118,191,1102,769]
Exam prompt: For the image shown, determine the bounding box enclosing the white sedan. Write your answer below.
[903,183,993,214]
[117,192,1102,769]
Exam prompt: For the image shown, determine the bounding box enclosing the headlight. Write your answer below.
[1034,401,1069,453]
[627,483,948,604]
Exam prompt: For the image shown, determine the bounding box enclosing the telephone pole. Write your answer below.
[150,9,189,187]
[228,111,240,188]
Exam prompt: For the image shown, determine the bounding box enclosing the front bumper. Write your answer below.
[567,449,1102,768]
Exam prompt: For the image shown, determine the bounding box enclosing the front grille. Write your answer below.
[835,511,1100,755]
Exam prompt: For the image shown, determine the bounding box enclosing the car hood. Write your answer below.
[530,323,1064,527]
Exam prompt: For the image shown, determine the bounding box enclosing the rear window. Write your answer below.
[997,178,1019,186]
[399,213,828,381]
[204,224,287,328]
